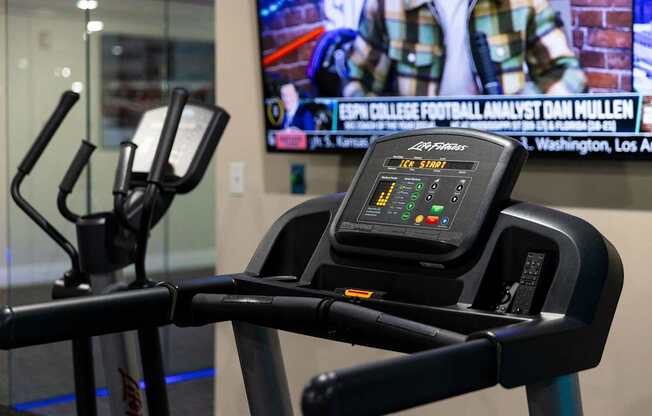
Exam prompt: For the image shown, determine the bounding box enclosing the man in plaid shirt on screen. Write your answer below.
[344,0,586,97]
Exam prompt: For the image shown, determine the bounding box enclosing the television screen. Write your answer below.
[257,0,652,159]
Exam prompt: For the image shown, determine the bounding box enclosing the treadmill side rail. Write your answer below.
[301,338,497,416]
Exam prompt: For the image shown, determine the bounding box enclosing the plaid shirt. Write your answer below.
[344,0,586,97]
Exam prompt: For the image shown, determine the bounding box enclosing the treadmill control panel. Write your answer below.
[360,172,470,231]
[330,129,526,262]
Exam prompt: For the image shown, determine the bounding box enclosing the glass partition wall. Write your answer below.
[1,1,216,414]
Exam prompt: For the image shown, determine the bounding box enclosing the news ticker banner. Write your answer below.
[264,93,652,158]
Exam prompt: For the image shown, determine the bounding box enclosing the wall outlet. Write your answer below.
[229,161,245,195]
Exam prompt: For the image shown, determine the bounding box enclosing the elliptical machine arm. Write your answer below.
[11,91,85,285]
[113,141,138,230]
[134,87,189,288]
[10,91,100,416]
[58,140,96,222]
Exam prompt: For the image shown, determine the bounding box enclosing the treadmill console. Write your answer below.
[331,129,527,263]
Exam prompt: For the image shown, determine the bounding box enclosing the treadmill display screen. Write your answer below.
[369,180,396,207]
[386,159,476,171]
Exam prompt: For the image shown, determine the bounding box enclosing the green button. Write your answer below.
[410,192,420,201]
[406,202,415,210]
[401,212,411,221]
[415,182,424,191]
[430,205,444,215]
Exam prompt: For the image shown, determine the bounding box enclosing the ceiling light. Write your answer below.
[86,20,104,33]
[71,82,84,93]
[76,0,98,10]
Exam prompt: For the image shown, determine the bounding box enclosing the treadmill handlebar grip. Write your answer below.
[302,338,498,416]
[188,294,322,326]
[189,295,465,350]
[148,87,189,185]
[113,141,138,195]
[18,91,80,175]
[59,140,96,194]
[0,287,172,349]
[328,301,466,349]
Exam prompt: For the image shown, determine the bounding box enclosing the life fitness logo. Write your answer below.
[119,368,144,416]
[408,142,469,152]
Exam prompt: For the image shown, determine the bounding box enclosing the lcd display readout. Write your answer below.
[368,180,396,207]
[385,159,476,171]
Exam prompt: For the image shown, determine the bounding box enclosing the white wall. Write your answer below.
[215,1,652,415]
[2,0,216,286]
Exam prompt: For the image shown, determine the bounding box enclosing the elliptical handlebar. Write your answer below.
[134,87,189,287]
[301,338,498,416]
[113,141,138,196]
[18,91,80,175]
[11,91,84,283]
[58,140,96,222]
[133,90,191,416]
[147,87,189,186]
[113,141,138,230]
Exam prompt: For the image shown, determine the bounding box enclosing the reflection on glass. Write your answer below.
[102,34,215,146]
[2,0,217,413]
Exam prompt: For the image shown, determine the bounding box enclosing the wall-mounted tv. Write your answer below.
[257,0,652,159]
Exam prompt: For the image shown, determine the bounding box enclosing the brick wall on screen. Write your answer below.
[571,0,633,92]
[260,0,322,93]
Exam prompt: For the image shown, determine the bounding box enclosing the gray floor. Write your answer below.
[29,377,213,416]
[2,268,216,415]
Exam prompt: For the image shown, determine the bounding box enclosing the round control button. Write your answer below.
[425,194,433,201]
[456,184,464,192]
[415,215,424,224]
[451,195,459,203]
[410,192,419,201]
[415,182,424,191]
[401,212,410,221]
[406,202,415,210]
[430,182,439,190]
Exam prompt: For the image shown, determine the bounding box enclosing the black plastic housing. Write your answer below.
[238,192,622,389]
[129,102,230,194]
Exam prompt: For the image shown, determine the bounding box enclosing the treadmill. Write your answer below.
[0,128,622,415]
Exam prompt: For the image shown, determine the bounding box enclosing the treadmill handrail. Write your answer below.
[0,287,173,349]
[0,274,238,349]
[189,294,466,351]
[301,338,498,416]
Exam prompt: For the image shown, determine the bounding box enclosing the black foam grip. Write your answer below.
[18,91,80,174]
[189,295,465,351]
[59,140,96,194]
[0,287,172,349]
[113,141,138,194]
[471,32,503,95]
[148,88,189,184]
[302,339,497,416]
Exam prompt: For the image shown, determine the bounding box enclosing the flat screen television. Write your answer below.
[256,0,652,159]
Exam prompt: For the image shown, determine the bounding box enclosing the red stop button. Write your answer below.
[426,216,440,225]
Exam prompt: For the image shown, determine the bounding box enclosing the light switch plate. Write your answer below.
[229,161,245,195]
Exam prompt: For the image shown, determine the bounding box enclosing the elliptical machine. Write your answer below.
[10,88,229,415]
